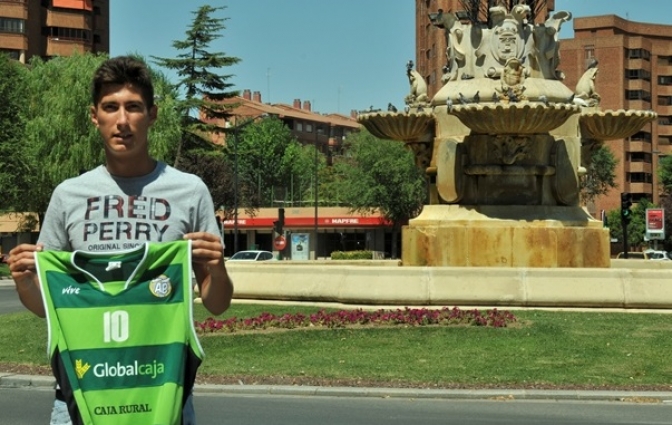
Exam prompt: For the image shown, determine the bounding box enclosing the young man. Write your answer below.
[7,56,233,425]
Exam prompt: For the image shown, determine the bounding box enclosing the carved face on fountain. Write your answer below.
[492,19,522,64]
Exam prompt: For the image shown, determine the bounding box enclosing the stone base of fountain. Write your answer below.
[402,205,610,268]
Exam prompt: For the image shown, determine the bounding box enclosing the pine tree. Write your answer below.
[152,5,241,167]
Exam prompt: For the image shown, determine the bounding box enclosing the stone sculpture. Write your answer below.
[357,2,657,268]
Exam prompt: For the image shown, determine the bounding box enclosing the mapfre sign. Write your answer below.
[645,208,665,240]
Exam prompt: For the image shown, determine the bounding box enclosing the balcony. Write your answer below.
[659,124,672,136]
[627,141,651,151]
[46,37,89,56]
[46,10,91,29]
[0,32,27,50]
[627,162,652,174]
[0,0,28,19]
[626,182,652,194]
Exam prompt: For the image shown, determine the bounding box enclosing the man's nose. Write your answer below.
[116,108,129,125]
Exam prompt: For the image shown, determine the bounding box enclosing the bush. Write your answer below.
[330,250,374,260]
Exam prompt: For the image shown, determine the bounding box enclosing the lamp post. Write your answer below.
[314,125,319,260]
[227,116,261,254]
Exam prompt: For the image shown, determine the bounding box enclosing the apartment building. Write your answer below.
[559,15,672,214]
[0,0,108,63]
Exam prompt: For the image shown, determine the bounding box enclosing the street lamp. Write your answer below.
[314,124,319,260]
[226,116,261,254]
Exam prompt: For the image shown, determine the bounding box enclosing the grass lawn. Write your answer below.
[2,303,672,390]
[0,263,9,277]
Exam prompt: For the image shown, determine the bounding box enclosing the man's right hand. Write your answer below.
[7,243,46,317]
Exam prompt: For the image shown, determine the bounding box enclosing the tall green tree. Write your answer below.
[0,54,29,212]
[9,53,180,223]
[334,130,427,257]
[579,144,618,206]
[234,116,316,207]
[152,5,240,168]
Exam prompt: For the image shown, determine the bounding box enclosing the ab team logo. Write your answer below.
[149,275,172,298]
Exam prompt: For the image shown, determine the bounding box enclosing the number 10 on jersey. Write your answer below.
[103,310,129,343]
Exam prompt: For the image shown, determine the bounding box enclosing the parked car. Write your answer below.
[616,252,649,260]
[644,250,671,260]
[227,250,275,262]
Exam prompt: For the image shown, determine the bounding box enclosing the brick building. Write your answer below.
[559,15,672,214]
[0,0,108,63]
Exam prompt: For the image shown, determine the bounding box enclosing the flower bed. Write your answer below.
[195,307,517,334]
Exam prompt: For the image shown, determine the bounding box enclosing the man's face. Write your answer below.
[90,83,157,159]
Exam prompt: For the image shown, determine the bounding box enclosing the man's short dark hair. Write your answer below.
[91,56,154,109]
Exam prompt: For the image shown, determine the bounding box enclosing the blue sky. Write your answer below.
[110,0,671,116]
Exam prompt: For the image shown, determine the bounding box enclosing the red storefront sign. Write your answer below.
[222,216,388,228]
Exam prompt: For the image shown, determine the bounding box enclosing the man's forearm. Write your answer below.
[14,276,46,318]
[198,265,233,315]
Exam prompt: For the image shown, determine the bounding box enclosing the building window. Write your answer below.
[658,96,672,106]
[626,69,651,81]
[628,152,652,163]
[629,131,652,142]
[658,55,672,66]
[629,172,652,183]
[0,49,20,60]
[584,46,595,59]
[46,26,91,41]
[660,136,672,146]
[659,76,672,86]
[626,48,651,61]
[659,116,672,126]
[0,18,25,34]
[306,123,313,133]
[296,122,303,132]
[625,90,651,102]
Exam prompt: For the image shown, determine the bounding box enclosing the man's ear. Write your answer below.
[90,105,99,127]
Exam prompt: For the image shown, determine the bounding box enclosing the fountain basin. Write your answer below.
[579,109,658,141]
[358,111,435,141]
[449,103,580,134]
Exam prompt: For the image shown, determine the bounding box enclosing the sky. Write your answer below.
[110,0,672,116]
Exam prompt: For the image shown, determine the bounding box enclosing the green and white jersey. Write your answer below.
[35,240,204,425]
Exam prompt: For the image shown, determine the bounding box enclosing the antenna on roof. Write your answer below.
[266,67,271,104]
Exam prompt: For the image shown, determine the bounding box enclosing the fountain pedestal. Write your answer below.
[403,205,610,267]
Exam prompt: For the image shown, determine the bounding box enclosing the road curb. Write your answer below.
[5,373,672,402]
[0,373,55,389]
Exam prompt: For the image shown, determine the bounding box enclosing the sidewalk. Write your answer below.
[2,372,672,402]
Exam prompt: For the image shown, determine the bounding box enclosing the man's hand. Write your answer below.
[183,232,233,315]
[7,243,46,317]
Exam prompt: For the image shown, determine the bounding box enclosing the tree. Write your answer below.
[335,130,427,257]
[234,116,315,207]
[579,144,618,206]
[607,198,652,250]
[7,53,181,223]
[152,5,240,168]
[0,54,29,211]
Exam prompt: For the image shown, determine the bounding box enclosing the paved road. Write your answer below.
[2,387,672,425]
[0,280,24,315]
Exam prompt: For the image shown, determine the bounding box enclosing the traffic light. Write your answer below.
[620,192,632,223]
[273,208,285,235]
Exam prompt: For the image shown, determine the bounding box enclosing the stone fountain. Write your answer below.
[358,4,657,268]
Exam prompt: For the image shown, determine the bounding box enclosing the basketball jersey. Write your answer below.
[35,240,204,425]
